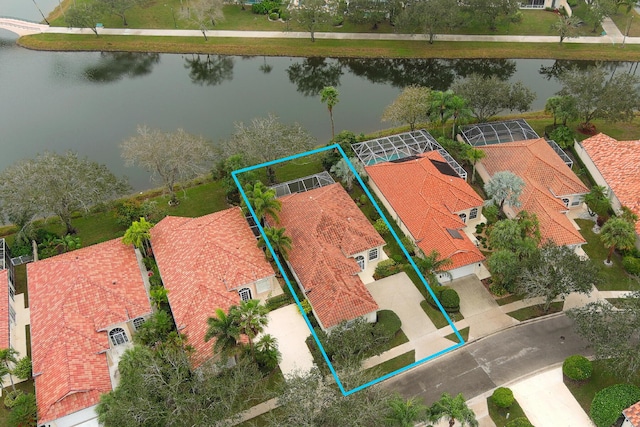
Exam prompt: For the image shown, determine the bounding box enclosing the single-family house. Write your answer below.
[28,238,152,427]
[365,150,486,282]
[274,182,384,332]
[624,401,640,427]
[150,207,279,367]
[576,133,640,249]
[520,0,572,14]
[476,137,589,249]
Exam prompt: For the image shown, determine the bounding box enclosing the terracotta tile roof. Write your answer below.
[0,270,8,350]
[479,138,588,247]
[624,401,640,427]
[27,239,151,424]
[276,183,382,329]
[150,207,276,367]
[581,133,640,236]
[365,151,485,271]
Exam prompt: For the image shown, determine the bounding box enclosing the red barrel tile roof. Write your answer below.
[276,183,382,329]
[479,138,588,247]
[365,151,485,271]
[624,401,640,427]
[581,133,640,237]
[27,238,151,424]
[150,207,275,367]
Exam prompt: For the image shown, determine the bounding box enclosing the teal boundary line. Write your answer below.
[232,144,464,396]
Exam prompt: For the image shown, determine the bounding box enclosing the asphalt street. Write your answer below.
[382,313,592,405]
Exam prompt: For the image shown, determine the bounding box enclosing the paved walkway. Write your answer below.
[3,16,640,45]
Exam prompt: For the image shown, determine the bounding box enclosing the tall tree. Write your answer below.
[0,151,130,235]
[381,85,432,131]
[232,300,269,358]
[224,114,316,184]
[320,86,340,141]
[557,65,640,128]
[584,185,612,220]
[568,292,640,381]
[552,15,581,43]
[243,181,281,224]
[463,148,485,183]
[452,74,535,122]
[385,396,430,427]
[449,95,473,139]
[484,171,525,211]
[584,0,617,32]
[291,0,335,42]
[394,0,461,44]
[428,392,479,427]
[346,0,387,29]
[518,242,599,312]
[330,157,365,192]
[600,217,637,264]
[121,125,215,205]
[122,217,153,256]
[257,226,293,261]
[181,0,225,40]
[431,90,455,136]
[204,308,242,363]
[465,0,519,31]
[0,348,19,393]
[65,3,104,36]
[544,95,578,126]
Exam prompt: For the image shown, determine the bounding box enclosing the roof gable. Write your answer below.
[151,207,275,367]
[365,151,485,270]
[581,133,640,236]
[276,184,382,329]
[27,238,151,424]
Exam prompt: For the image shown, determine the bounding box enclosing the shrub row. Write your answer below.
[265,293,293,311]
[623,256,640,276]
[375,309,402,337]
[374,259,402,279]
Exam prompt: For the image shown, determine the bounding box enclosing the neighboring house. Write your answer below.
[576,133,640,249]
[150,207,279,367]
[476,138,589,249]
[623,401,640,427]
[275,183,384,332]
[0,239,16,352]
[520,0,571,15]
[365,151,486,282]
[28,238,152,427]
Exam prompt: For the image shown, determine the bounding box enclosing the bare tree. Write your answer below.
[182,0,225,40]
[291,0,335,42]
[381,85,432,131]
[121,125,215,205]
[223,114,316,184]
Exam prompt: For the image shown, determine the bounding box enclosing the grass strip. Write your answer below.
[18,34,640,61]
[420,300,463,329]
[506,301,564,321]
[486,396,531,426]
[363,350,416,380]
[444,326,469,343]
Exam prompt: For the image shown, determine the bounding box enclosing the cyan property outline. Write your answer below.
[232,144,465,395]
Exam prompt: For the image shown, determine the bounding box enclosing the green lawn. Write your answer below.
[575,218,640,291]
[496,293,525,306]
[444,326,469,343]
[609,9,640,37]
[506,301,564,321]
[420,300,463,329]
[363,350,415,379]
[487,395,531,427]
[564,359,640,416]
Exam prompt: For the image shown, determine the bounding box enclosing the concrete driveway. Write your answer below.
[261,304,314,376]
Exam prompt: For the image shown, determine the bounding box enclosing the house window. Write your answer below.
[9,306,15,325]
[562,198,570,207]
[355,255,365,270]
[255,278,271,294]
[8,285,14,301]
[239,288,252,301]
[459,213,467,223]
[469,208,478,220]
[571,198,581,206]
[109,328,129,346]
[133,317,146,330]
[368,248,379,261]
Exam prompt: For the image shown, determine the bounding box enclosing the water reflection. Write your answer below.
[83,52,161,83]
[286,57,343,96]
[183,54,234,86]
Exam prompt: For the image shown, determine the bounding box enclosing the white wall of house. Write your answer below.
[520,0,571,15]
[621,418,633,427]
[351,246,385,272]
[437,262,483,283]
[38,405,100,427]
[455,205,484,228]
[235,275,281,304]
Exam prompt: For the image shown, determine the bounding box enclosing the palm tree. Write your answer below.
[258,226,293,261]
[428,393,478,427]
[413,250,453,286]
[255,333,281,371]
[204,308,242,362]
[463,148,485,183]
[330,157,364,192]
[449,95,473,140]
[584,185,612,221]
[244,181,282,225]
[232,300,269,357]
[431,90,455,137]
[600,217,637,265]
[0,348,19,393]
[320,86,340,141]
[385,396,429,427]
[123,217,154,256]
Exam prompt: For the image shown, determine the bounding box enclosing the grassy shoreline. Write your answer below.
[17,34,640,60]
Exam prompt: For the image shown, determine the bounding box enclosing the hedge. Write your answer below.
[375,309,402,337]
[265,293,293,311]
[492,387,515,409]
[374,259,401,279]
[590,384,640,427]
[623,256,640,276]
[562,355,593,381]
[426,286,460,312]
[506,417,534,427]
